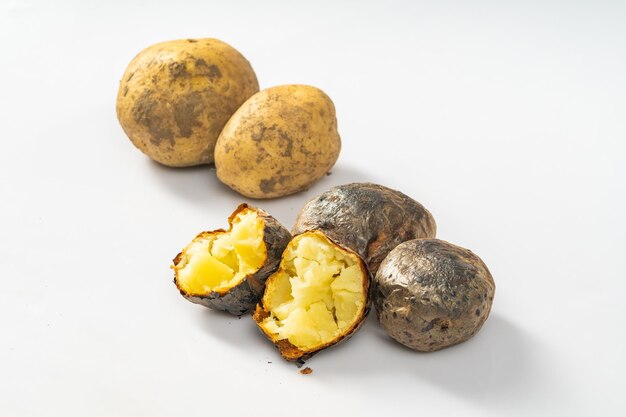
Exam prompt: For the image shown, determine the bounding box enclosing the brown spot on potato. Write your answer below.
[259,178,277,193]
[206,64,222,81]
[169,61,188,78]
[194,58,222,81]
[173,91,203,137]
[258,175,289,191]
[278,130,293,157]
[238,122,295,158]
[131,90,174,145]
[251,123,267,142]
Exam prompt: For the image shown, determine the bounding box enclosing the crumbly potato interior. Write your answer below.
[260,233,365,350]
[176,210,266,294]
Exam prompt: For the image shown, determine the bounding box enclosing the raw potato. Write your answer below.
[214,85,341,198]
[373,239,495,351]
[253,231,369,361]
[117,38,259,167]
[293,183,436,275]
[172,204,290,315]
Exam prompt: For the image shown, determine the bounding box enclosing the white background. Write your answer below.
[1,1,625,416]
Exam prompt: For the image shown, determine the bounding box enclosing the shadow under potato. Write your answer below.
[193,301,562,411]
[315,313,532,400]
[146,161,233,208]
[147,159,374,227]
[196,307,260,347]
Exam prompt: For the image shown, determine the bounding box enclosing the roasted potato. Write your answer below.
[373,239,495,351]
[117,38,259,167]
[214,84,341,198]
[172,204,290,315]
[253,231,369,361]
[293,183,436,275]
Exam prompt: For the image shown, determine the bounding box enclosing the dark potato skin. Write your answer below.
[173,204,291,315]
[292,183,436,275]
[252,231,370,362]
[373,239,495,351]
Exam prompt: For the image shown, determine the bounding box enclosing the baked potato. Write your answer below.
[293,183,436,275]
[253,231,369,361]
[117,38,259,167]
[214,84,341,198]
[373,239,495,351]
[173,204,290,315]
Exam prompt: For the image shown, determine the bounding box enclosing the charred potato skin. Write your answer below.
[214,85,341,198]
[252,231,370,361]
[173,204,291,315]
[117,38,259,167]
[292,183,437,275]
[373,239,495,351]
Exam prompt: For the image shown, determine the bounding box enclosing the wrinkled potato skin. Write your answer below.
[292,183,436,275]
[117,39,259,167]
[374,239,495,351]
[214,85,341,198]
[172,204,291,315]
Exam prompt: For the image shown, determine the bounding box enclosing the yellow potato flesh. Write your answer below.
[261,234,365,350]
[176,210,265,294]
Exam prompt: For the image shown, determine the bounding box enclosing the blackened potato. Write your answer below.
[292,183,436,275]
[373,239,495,351]
[172,204,290,315]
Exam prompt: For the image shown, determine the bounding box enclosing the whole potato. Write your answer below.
[292,183,436,275]
[116,38,259,167]
[214,85,341,198]
[373,239,495,351]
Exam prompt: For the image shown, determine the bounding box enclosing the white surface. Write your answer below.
[1,1,625,416]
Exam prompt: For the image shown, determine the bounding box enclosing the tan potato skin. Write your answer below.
[116,39,259,167]
[373,239,495,351]
[214,85,341,198]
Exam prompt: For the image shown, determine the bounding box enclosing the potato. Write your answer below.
[214,85,341,198]
[253,231,369,361]
[117,38,259,167]
[172,204,290,315]
[373,239,495,351]
[293,183,436,275]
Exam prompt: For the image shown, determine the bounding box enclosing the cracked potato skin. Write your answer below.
[173,204,291,315]
[214,85,341,198]
[373,239,495,351]
[292,183,436,275]
[117,39,259,167]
